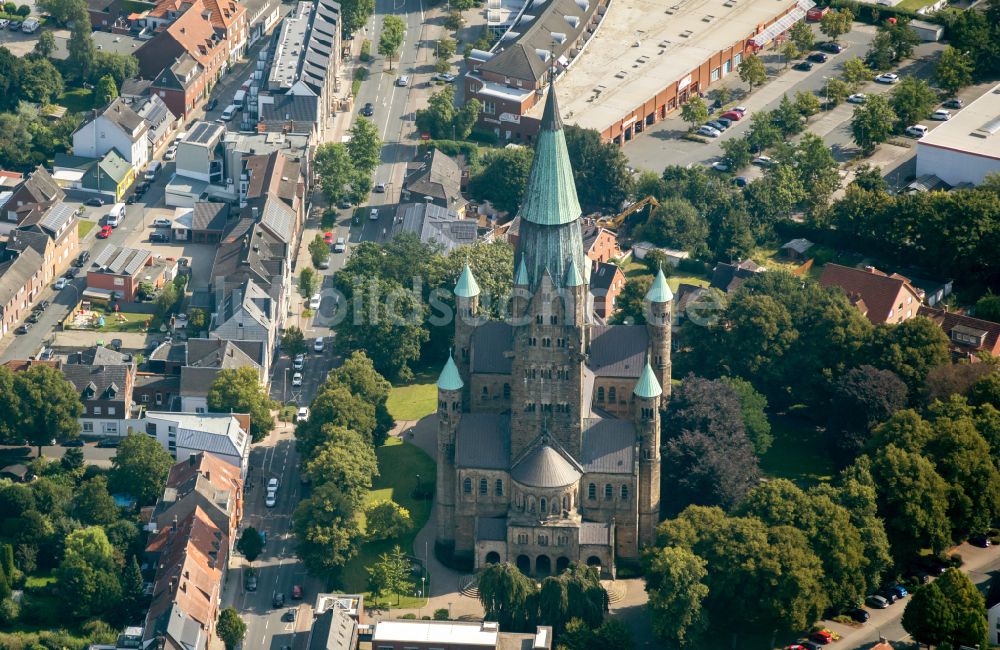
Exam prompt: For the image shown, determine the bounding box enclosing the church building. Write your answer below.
[434,83,673,577]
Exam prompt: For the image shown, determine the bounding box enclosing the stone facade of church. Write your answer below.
[434,85,673,577]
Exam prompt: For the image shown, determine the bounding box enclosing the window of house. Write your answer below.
[140,394,149,403]
[562,495,569,511]
[597,387,605,401]
[621,485,629,500]
[538,534,548,546]
[540,497,547,512]
[107,407,116,416]
[734,53,742,66]
[480,478,488,495]
[483,101,496,115]
[517,533,528,544]
[482,386,489,400]
[105,422,118,433]
[93,406,102,416]
[550,315,558,324]
[608,387,617,402]
[83,422,93,432]
[503,383,510,399]
[496,479,503,496]
[723,59,732,74]
[536,315,544,324]
[464,478,472,494]
[588,483,596,500]
[195,407,205,413]
[605,484,613,500]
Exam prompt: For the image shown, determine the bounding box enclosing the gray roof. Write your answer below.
[587,325,648,377]
[99,97,148,139]
[580,418,635,474]
[260,94,319,125]
[192,202,230,232]
[480,42,547,83]
[74,345,132,366]
[471,321,513,374]
[39,202,75,234]
[405,149,463,203]
[176,428,239,456]
[511,444,582,488]
[179,366,222,397]
[455,413,511,469]
[136,95,177,144]
[476,517,508,542]
[393,203,476,253]
[258,197,296,243]
[151,603,206,650]
[121,78,153,98]
[61,363,131,401]
[308,607,356,650]
[589,261,620,293]
[187,338,263,369]
[6,229,50,256]
[780,238,813,255]
[579,522,611,546]
[0,248,43,310]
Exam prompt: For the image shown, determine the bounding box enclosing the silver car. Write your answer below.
[697,125,721,138]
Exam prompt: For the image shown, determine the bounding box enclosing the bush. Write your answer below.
[419,140,481,166]
[421,616,431,620]
[467,128,499,145]
[321,208,338,229]
[16,4,28,15]
[433,608,449,620]
[832,615,854,625]
[401,613,417,619]
[3,3,15,14]
[948,553,963,568]
[0,598,19,625]
[360,39,371,62]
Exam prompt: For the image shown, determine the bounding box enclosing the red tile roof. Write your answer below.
[918,305,1000,357]
[165,4,225,66]
[166,451,243,498]
[818,263,923,324]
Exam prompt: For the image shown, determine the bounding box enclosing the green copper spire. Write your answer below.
[515,257,530,285]
[437,353,464,391]
[518,87,581,226]
[565,258,584,287]
[645,268,673,303]
[454,263,480,298]
[633,360,663,399]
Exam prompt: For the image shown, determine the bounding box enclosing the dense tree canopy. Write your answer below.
[468,147,533,214]
[902,569,990,649]
[109,432,173,505]
[207,367,277,442]
[827,365,908,464]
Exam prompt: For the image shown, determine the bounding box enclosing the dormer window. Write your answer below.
[951,325,987,347]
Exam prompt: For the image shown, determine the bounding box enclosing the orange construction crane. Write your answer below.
[596,196,660,231]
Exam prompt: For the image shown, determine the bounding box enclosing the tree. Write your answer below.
[444,10,464,31]
[610,275,652,325]
[841,56,873,89]
[92,51,138,88]
[366,545,411,604]
[347,116,382,174]
[454,98,482,140]
[869,317,950,396]
[314,142,354,204]
[773,93,804,136]
[477,562,536,632]
[793,133,840,212]
[38,0,85,24]
[820,8,853,42]
[378,15,405,70]
[58,527,120,618]
[18,58,63,104]
[94,73,118,107]
[293,481,363,574]
[207,367,277,442]
[934,46,974,96]
[885,19,920,62]
[824,77,850,107]
[780,41,799,67]
[745,110,782,152]
[108,432,172,505]
[281,326,308,357]
[789,21,815,53]
[889,76,936,130]
[298,393,376,457]
[793,90,821,120]
[415,85,457,139]
[635,197,709,258]
[435,37,456,72]
[340,0,375,35]
[300,425,377,504]
[902,569,989,649]
[851,94,897,155]
[119,555,145,623]
[217,608,247,650]
[299,266,318,299]
[15,365,83,456]
[969,371,1000,408]
[866,31,896,71]
[738,54,766,92]
[468,146,533,214]
[644,545,709,647]
[720,136,751,170]
[73,476,119,526]
[680,96,709,130]
[60,446,84,473]
[309,234,331,268]
[827,365,908,464]
[564,125,635,212]
[237,527,264,564]
[718,376,772,454]
[0,564,10,602]
[155,282,178,319]
[327,351,395,445]
[975,292,1000,322]
[364,500,412,540]
[66,4,96,81]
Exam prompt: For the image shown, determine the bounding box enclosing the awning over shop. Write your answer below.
[751,0,815,47]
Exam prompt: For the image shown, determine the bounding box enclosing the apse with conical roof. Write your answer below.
[513,86,588,292]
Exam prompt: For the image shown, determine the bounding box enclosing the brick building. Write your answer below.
[819,264,923,325]
[86,245,167,303]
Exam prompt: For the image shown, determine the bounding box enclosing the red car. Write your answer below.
[97,225,113,238]
[809,630,833,645]
[721,110,744,121]
[323,231,334,244]
[291,584,303,599]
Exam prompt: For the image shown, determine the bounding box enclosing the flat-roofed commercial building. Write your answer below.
[916,83,1000,186]
[466,0,813,143]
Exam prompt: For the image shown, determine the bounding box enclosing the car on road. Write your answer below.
[865,594,888,608]
[245,571,258,591]
[15,324,29,334]
[793,61,814,71]
[370,208,380,220]
[733,176,748,187]
[292,372,303,387]
[54,277,68,290]
[847,93,866,104]
[339,198,352,209]
[943,97,964,109]
[164,146,177,161]
[800,643,823,650]
[85,197,105,207]
[283,609,297,622]
[97,438,121,448]
[931,109,951,121]
[267,477,279,490]
[313,337,325,352]
[808,630,833,645]
[205,98,218,111]
[220,105,239,122]
[292,585,303,599]
[432,73,456,82]
[905,124,928,138]
[97,225,113,238]
[309,293,321,310]
[819,41,844,53]
[874,72,899,84]
[26,312,39,324]
[696,125,721,138]
[293,353,305,370]
[265,490,277,507]
[885,584,908,599]
[720,110,743,121]
[374,182,386,193]
[710,161,730,172]
[273,592,285,608]
[876,587,898,604]
[64,267,79,279]
[334,237,346,253]
[845,607,869,623]
[752,155,776,167]
[62,439,84,447]
[969,533,992,547]
[361,102,374,117]
[323,231,334,244]
[150,232,169,243]
[296,407,310,422]
[807,52,828,63]
[396,75,409,86]
[706,120,728,131]
[152,218,172,228]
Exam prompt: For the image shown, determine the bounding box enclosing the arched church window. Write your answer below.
[479,478,488,495]
[463,478,472,494]
[608,387,617,403]
[540,497,547,512]
[604,484,613,500]
[621,485,629,500]
[562,495,569,512]
[597,387,605,402]
[588,483,596,500]
[503,383,510,399]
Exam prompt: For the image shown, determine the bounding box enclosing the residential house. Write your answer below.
[180,338,264,412]
[709,259,765,293]
[222,131,312,190]
[72,98,151,176]
[152,451,243,544]
[143,505,228,650]
[897,268,953,307]
[630,241,689,267]
[86,0,129,29]
[241,150,305,236]
[581,221,621,264]
[136,94,180,157]
[142,411,252,478]
[7,202,79,285]
[370,621,552,650]
[392,203,477,253]
[819,264,924,325]
[1,166,64,233]
[0,247,45,335]
[167,121,233,206]
[86,245,167,303]
[151,54,209,120]
[308,595,364,650]
[589,260,624,320]
[134,372,182,410]
[61,348,136,436]
[210,278,276,377]
[988,580,1000,646]
[210,219,290,332]
[53,150,136,202]
[918,306,1000,361]
[402,149,466,215]
[201,0,248,64]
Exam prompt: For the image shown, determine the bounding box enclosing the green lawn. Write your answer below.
[24,572,56,589]
[58,88,94,113]
[896,0,931,10]
[387,371,437,421]
[340,437,436,608]
[623,262,709,292]
[77,220,96,239]
[68,310,154,333]
[760,413,835,486]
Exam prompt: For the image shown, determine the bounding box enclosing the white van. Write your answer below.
[144,161,162,181]
[20,18,39,33]
[220,105,239,122]
[106,203,126,227]
[233,89,246,106]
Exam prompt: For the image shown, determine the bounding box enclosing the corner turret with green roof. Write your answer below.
[645,268,673,303]
[437,353,464,391]
[454,263,481,298]
[633,360,663,399]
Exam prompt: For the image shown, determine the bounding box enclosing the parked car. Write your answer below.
[62,439,84,447]
[731,106,748,115]
[293,353,305,370]
[75,251,90,267]
[283,609,297,623]
[0,19,8,28]
[706,120,728,131]
[54,277,68,290]
[800,643,823,650]
[309,293,321,310]
[291,585,303,599]
[97,225,114,238]
[361,102,374,117]
[905,124,928,138]
[150,232,169,243]
[865,594,889,609]
[374,182,387,193]
[334,237,346,253]
[245,571,258,591]
[35,300,48,311]
[847,93,867,104]
[432,73,456,82]
[710,161,730,172]
[220,105,239,121]
[97,438,121,448]
[931,109,951,121]
[752,155,777,167]
[26,312,39,324]
[876,587,898,604]
[273,592,285,608]
[697,125,721,138]
[807,52,828,63]
[793,61,814,71]
[874,72,899,84]
[163,146,177,160]
[969,533,992,548]
[85,197,105,207]
[720,110,743,121]
[323,231,334,244]
[292,372,303,387]
[152,218,172,228]
[15,324,29,334]
[64,267,79,278]
[265,490,277,507]
[819,41,844,53]
[8,20,21,30]
[846,607,869,623]
[205,98,218,111]
[808,630,833,645]
[396,75,409,86]
[369,208,380,220]
[313,337,325,352]
[296,407,310,422]
[943,97,963,109]
[715,116,734,128]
